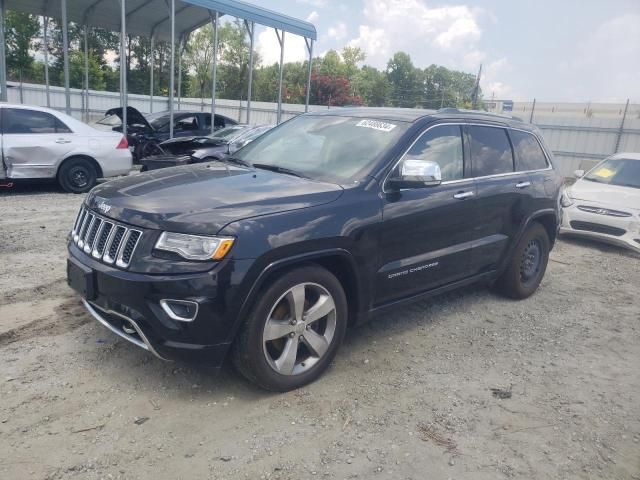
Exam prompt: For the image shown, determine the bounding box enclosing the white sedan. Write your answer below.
[0,103,132,193]
[560,153,640,253]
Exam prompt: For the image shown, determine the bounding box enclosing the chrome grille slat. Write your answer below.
[84,218,103,253]
[78,214,95,249]
[92,221,112,258]
[71,207,143,269]
[73,209,87,241]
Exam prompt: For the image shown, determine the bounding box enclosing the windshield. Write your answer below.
[584,158,640,189]
[208,125,248,140]
[145,112,171,130]
[233,115,409,182]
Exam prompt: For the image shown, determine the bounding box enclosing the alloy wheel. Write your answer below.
[262,282,337,376]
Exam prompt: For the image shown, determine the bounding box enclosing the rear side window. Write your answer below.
[403,125,464,181]
[510,130,548,171]
[3,108,71,134]
[468,126,514,177]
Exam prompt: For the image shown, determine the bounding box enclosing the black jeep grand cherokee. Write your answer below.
[67,108,562,391]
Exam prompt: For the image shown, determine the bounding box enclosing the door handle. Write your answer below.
[453,191,474,199]
[515,181,531,189]
[55,139,72,144]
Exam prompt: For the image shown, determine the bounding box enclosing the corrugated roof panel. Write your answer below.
[3,0,316,41]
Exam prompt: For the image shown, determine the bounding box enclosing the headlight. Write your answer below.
[560,189,574,207]
[155,232,234,261]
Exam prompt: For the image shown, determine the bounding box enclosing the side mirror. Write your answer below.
[387,159,442,190]
[574,169,585,178]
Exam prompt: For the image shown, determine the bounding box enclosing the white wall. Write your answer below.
[7,81,640,177]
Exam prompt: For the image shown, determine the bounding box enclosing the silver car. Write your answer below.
[1,104,132,193]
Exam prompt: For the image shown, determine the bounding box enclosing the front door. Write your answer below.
[376,124,477,305]
[1,108,75,179]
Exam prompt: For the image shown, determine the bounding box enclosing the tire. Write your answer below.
[232,265,348,392]
[58,158,97,194]
[495,222,550,299]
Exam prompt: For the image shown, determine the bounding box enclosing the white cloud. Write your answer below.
[306,11,319,23]
[296,0,328,7]
[567,14,640,101]
[327,22,347,41]
[348,0,484,69]
[256,27,309,66]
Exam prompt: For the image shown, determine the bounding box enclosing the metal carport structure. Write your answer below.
[0,0,317,136]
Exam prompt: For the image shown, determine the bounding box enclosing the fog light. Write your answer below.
[160,299,199,322]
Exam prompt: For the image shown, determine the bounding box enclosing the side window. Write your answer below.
[4,108,62,134]
[401,125,464,181]
[468,126,514,177]
[510,130,548,171]
[214,115,226,128]
[55,117,72,133]
[175,115,198,131]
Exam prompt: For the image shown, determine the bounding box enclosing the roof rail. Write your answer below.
[435,107,523,122]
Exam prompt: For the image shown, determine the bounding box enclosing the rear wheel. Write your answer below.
[495,222,550,299]
[232,265,348,392]
[58,158,97,194]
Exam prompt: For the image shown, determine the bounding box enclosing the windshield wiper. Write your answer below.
[252,163,309,179]
[219,156,252,167]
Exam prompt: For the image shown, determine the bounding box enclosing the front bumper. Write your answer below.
[560,203,640,254]
[67,242,254,367]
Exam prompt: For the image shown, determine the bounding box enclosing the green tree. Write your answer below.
[386,52,421,108]
[5,12,40,82]
[353,65,390,107]
[341,46,365,84]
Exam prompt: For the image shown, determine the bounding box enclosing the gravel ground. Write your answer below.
[1,184,639,480]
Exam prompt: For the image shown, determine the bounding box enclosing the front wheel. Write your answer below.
[58,158,97,193]
[232,265,348,392]
[495,222,550,299]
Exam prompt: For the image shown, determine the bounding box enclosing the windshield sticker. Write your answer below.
[593,167,614,178]
[356,119,397,132]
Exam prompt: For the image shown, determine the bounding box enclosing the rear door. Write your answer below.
[1,108,75,179]
[467,124,531,273]
[510,128,556,213]
[376,124,478,305]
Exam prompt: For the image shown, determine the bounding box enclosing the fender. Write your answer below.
[230,248,362,341]
[497,208,559,276]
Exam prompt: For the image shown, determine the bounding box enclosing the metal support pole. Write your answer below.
[149,35,154,112]
[304,38,313,113]
[120,0,127,136]
[275,29,285,124]
[84,26,90,122]
[43,16,50,107]
[614,99,629,154]
[177,36,183,110]
[210,11,219,134]
[169,0,175,138]
[529,98,536,123]
[245,20,254,124]
[62,0,71,115]
[0,0,6,103]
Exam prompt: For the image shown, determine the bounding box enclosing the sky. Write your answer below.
[241,0,640,102]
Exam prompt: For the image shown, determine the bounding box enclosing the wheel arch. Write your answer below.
[232,249,362,341]
[57,154,103,179]
[497,208,559,277]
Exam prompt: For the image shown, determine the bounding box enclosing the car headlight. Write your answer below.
[560,188,574,207]
[155,232,234,261]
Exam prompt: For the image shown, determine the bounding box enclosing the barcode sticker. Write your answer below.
[356,119,397,132]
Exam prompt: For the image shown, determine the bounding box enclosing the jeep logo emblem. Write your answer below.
[96,202,111,214]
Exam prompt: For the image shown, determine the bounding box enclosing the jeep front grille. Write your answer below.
[71,207,142,269]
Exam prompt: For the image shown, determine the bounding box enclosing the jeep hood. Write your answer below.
[569,179,640,212]
[87,164,344,234]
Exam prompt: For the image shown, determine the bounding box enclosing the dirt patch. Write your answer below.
[1,186,639,480]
